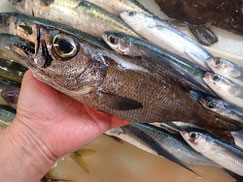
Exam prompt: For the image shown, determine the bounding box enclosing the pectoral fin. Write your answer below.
[188,24,218,46]
[99,91,143,111]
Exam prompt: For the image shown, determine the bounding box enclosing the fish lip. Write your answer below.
[10,41,35,65]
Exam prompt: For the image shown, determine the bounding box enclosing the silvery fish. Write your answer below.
[102,31,214,95]
[0,12,109,49]
[85,0,150,15]
[0,33,34,66]
[9,0,138,37]
[207,57,243,87]
[120,11,213,70]
[107,123,218,170]
[0,105,16,131]
[231,130,243,149]
[203,72,243,108]
[181,129,243,176]
[0,59,27,83]
[11,24,242,142]
[1,88,20,110]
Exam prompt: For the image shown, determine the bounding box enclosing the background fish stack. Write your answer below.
[0,0,243,181]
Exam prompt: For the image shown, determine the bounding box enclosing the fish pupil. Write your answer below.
[206,101,216,108]
[215,59,221,65]
[57,38,74,54]
[129,11,135,16]
[213,75,219,81]
[190,133,196,139]
[7,94,15,103]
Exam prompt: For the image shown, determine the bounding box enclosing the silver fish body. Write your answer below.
[181,130,243,176]
[231,130,243,149]
[203,72,243,108]
[0,12,110,49]
[106,123,218,167]
[85,0,150,15]
[0,105,16,130]
[207,57,243,87]
[120,11,213,70]
[9,0,138,37]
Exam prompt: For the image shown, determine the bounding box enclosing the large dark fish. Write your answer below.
[11,24,242,142]
[154,0,243,45]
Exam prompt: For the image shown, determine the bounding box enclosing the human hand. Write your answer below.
[0,70,130,181]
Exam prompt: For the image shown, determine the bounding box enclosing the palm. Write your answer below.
[16,71,130,157]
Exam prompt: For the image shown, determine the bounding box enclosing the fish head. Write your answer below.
[199,96,218,112]
[11,24,107,96]
[102,32,135,56]
[203,72,232,94]
[1,88,20,106]
[120,11,148,30]
[206,57,235,76]
[180,130,212,152]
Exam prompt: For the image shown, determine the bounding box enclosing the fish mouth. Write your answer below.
[11,40,35,66]
[11,24,53,68]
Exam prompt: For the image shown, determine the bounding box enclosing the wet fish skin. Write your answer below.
[11,24,243,142]
[102,31,215,95]
[85,0,150,15]
[1,88,20,110]
[207,57,243,87]
[120,11,213,70]
[181,129,243,176]
[231,130,243,149]
[0,105,16,131]
[0,77,20,107]
[203,72,243,108]
[106,123,218,167]
[0,12,109,49]
[9,0,138,38]
[0,33,34,66]
[0,59,27,83]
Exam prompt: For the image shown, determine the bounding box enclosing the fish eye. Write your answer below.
[189,132,197,139]
[108,35,118,45]
[212,75,220,81]
[206,100,216,109]
[7,94,15,103]
[52,34,78,59]
[128,11,135,16]
[215,58,222,65]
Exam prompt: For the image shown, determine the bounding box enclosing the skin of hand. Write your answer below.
[0,70,131,182]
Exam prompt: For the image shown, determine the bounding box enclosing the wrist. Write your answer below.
[0,118,56,181]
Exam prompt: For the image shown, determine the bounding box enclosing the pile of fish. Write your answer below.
[0,0,242,180]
